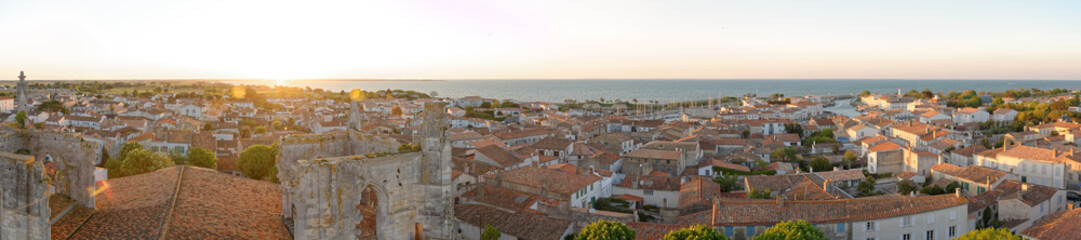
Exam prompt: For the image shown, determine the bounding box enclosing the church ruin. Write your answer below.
[278,103,455,240]
[0,71,103,240]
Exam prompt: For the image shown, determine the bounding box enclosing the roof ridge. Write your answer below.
[158,166,186,240]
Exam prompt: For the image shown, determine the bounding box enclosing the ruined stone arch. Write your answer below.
[352,182,391,240]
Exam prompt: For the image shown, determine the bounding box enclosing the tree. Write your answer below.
[187,147,217,169]
[898,181,918,195]
[240,127,252,138]
[239,145,277,181]
[115,148,174,178]
[36,100,70,114]
[920,185,946,195]
[858,176,877,196]
[254,126,267,134]
[944,181,961,193]
[575,220,635,240]
[842,151,858,169]
[14,111,26,129]
[480,225,501,240]
[859,90,871,97]
[663,225,729,240]
[756,220,826,240]
[770,148,799,162]
[118,141,145,163]
[954,228,1021,240]
[713,175,740,192]
[741,130,750,138]
[809,158,832,172]
[784,124,804,137]
[202,122,213,131]
[748,188,772,199]
[391,106,403,116]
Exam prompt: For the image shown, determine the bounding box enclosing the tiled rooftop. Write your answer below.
[454,203,570,240]
[678,194,969,226]
[61,166,290,239]
[1022,207,1081,240]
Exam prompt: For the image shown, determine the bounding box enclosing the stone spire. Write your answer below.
[417,102,455,238]
[16,71,28,113]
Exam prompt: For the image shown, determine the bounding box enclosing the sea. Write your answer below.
[230,79,1081,103]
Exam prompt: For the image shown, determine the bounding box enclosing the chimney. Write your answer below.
[955,189,961,197]
[823,180,830,190]
[711,198,719,226]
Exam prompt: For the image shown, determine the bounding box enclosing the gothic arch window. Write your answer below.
[356,185,380,240]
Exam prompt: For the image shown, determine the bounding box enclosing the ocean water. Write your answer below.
[233,79,1081,103]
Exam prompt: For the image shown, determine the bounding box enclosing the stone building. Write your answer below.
[278,103,455,240]
[0,127,103,240]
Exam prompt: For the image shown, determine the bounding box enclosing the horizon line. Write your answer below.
[3,78,1081,82]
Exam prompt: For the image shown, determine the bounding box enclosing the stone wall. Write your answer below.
[278,102,453,240]
[0,151,49,240]
[0,129,100,208]
[284,153,423,240]
[25,130,100,208]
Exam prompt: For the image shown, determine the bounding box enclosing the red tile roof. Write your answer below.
[454,204,570,240]
[678,194,969,226]
[1022,207,1081,240]
[64,166,289,239]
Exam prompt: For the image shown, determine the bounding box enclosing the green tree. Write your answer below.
[481,224,501,240]
[858,176,877,196]
[713,175,741,192]
[239,145,277,181]
[392,106,403,116]
[202,122,213,131]
[770,148,799,162]
[14,111,27,129]
[842,151,858,169]
[756,220,826,240]
[954,228,1021,240]
[749,188,772,199]
[187,147,217,169]
[809,158,832,172]
[240,127,252,138]
[118,141,145,163]
[575,220,635,240]
[36,100,70,114]
[663,225,729,240]
[920,185,946,195]
[784,124,804,137]
[944,181,961,193]
[255,126,267,134]
[897,181,918,195]
[116,148,174,178]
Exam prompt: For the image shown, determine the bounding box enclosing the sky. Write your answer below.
[1,0,1080,80]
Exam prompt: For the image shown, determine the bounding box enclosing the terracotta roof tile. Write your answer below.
[1022,208,1081,240]
[454,204,570,240]
[678,194,968,226]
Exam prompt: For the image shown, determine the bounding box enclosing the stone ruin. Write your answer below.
[278,103,454,240]
[0,128,103,240]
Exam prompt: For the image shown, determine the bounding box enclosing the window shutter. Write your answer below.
[875,221,879,231]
